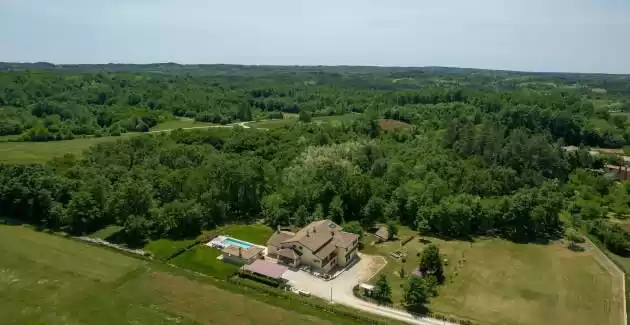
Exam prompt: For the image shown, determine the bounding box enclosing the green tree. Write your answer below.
[298,110,312,123]
[403,277,429,312]
[373,274,392,304]
[386,221,398,240]
[342,221,364,239]
[419,244,444,283]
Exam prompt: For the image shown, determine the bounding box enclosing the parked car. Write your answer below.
[297,289,311,297]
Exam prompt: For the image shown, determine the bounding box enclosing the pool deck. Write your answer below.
[205,235,268,260]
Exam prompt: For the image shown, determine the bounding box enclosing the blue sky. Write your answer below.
[1,0,629,73]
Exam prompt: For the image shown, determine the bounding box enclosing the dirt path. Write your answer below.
[584,238,627,325]
[148,121,251,134]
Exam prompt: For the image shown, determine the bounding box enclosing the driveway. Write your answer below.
[282,253,456,325]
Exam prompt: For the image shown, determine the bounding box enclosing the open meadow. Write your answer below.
[363,226,623,325]
[0,224,372,325]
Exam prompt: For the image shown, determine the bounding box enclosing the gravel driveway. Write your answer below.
[282,253,456,325]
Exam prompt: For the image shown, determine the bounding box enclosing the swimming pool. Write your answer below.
[222,237,253,249]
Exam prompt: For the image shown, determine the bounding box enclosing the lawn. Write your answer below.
[364,226,622,325]
[89,225,123,240]
[149,119,213,131]
[144,237,198,261]
[210,223,274,245]
[170,245,239,278]
[0,134,137,164]
[168,224,273,277]
[0,119,211,164]
[0,224,362,325]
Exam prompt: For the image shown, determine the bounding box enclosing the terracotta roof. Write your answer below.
[222,245,264,260]
[282,220,339,252]
[374,226,389,240]
[266,231,295,247]
[277,248,298,260]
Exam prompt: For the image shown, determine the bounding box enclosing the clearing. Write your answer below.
[363,226,623,325]
[0,224,368,325]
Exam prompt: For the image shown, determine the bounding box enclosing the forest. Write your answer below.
[1,64,630,257]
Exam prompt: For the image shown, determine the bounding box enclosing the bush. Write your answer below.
[565,228,585,243]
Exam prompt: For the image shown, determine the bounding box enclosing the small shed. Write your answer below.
[374,226,390,242]
[221,245,264,265]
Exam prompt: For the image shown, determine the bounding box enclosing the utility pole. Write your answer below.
[329,284,333,303]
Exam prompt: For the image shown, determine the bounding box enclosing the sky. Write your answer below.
[1,0,629,73]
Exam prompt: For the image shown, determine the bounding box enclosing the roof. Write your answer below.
[314,240,338,259]
[278,220,359,255]
[282,220,334,252]
[335,231,359,248]
[266,231,295,247]
[277,248,298,260]
[242,260,288,280]
[359,283,375,290]
[374,226,389,240]
[222,245,264,260]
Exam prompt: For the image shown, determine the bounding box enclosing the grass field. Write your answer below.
[168,224,273,277]
[0,224,374,325]
[149,119,213,131]
[0,119,212,164]
[363,226,622,325]
[249,113,362,129]
[0,134,137,164]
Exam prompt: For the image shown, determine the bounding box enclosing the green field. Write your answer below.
[0,119,214,164]
[149,119,213,131]
[168,224,273,277]
[0,134,137,164]
[0,224,374,325]
[363,226,622,325]
[249,114,361,129]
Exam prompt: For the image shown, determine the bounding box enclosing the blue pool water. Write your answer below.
[223,237,253,249]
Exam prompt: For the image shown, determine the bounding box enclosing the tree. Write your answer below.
[361,196,386,229]
[387,221,398,240]
[419,244,444,283]
[342,221,364,239]
[403,277,429,312]
[298,110,312,123]
[373,274,392,304]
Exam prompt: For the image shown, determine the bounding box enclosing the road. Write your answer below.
[283,254,457,325]
[148,121,251,134]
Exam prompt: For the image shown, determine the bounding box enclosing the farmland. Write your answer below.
[0,224,385,325]
[363,226,623,325]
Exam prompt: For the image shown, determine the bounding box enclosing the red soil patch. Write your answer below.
[379,119,411,131]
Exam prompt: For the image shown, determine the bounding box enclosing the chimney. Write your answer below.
[331,231,335,237]
[238,247,242,258]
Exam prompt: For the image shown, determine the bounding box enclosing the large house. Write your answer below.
[266,220,359,273]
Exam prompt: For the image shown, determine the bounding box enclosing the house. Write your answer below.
[606,165,630,181]
[221,245,264,265]
[374,226,390,242]
[266,220,359,273]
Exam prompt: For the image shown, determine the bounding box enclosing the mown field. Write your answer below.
[0,134,137,164]
[363,226,622,325]
[0,224,377,325]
